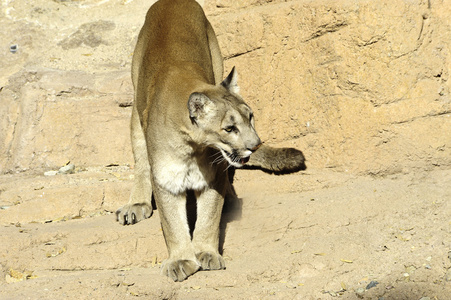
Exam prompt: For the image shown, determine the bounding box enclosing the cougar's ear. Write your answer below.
[188,92,214,123]
[221,66,240,94]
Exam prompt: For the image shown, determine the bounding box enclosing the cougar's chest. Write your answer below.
[153,154,215,195]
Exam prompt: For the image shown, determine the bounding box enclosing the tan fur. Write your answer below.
[116,0,305,281]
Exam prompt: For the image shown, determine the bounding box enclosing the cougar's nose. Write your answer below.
[248,139,262,152]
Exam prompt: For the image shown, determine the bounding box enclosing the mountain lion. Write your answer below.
[116,0,306,281]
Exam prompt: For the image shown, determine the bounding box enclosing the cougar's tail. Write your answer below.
[246,145,306,174]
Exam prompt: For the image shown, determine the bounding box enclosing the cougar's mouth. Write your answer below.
[240,155,250,164]
[221,149,250,167]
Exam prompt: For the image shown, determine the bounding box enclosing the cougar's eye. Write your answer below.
[224,126,236,133]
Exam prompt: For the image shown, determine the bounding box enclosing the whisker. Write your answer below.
[209,151,222,159]
[211,157,224,165]
[210,152,225,165]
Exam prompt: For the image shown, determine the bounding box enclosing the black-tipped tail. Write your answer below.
[245,145,306,174]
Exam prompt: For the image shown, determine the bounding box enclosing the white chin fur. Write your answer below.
[219,149,244,168]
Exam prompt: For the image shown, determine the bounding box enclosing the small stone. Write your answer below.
[355,287,365,298]
[365,280,379,290]
[419,297,430,300]
[445,269,451,282]
[10,44,18,53]
[5,274,19,283]
[44,170,58,176]
[405,265,416,273]
[58,164,75,174]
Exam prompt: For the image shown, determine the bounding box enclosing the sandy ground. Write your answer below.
[1,167,450,299]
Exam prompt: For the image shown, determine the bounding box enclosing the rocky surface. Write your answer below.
[0,0,450,299]
[2,0,450,174]
[207,0,451,175]
[1,168,450,299]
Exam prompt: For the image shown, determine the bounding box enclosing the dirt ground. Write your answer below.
[1,167,450,299]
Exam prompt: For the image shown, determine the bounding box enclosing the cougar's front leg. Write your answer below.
[153,183,200,282]
[116,105,153,225]
[192,186,226,271]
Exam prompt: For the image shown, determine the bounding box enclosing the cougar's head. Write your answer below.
[188,67,261,168]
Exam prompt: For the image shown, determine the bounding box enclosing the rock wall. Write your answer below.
[208,0,451,174]
[1,0,450,175]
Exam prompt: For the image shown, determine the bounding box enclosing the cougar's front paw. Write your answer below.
[116,203,152,225]
[161,259,200,282]
[197,251,225,270]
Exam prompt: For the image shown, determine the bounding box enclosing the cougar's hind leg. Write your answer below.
[116,104,153,225]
